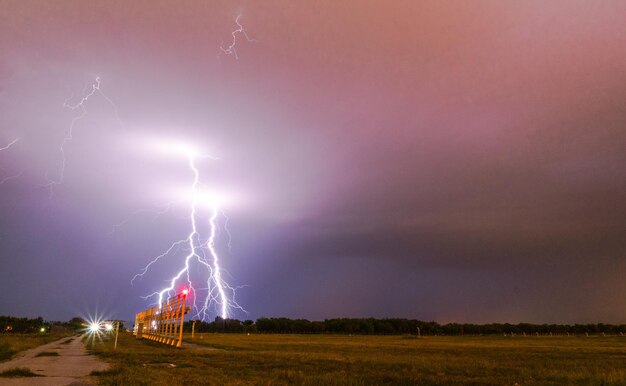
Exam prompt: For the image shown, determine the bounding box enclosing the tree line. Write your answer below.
[0,315,84,333]
[4,314,624,336]
[185,317,626,336]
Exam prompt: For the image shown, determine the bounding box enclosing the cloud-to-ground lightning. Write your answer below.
[220,14,256,59]
[45,77,121,195]
[0,138,21,185]
[46,15,251,320]
[133,145,244,320]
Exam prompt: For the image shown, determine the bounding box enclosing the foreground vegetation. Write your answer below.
[0,367,42,377]
[0,333,73,362]
[87,332,626,385]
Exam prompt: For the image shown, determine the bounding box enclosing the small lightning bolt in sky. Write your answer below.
[45,77,120,195]
[133,146,244,320]
[220,14,256,59]
[110,201,180,236]
[0,138,19,152]
[0,138,22,185]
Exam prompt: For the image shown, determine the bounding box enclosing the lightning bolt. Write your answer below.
[0,138,19,152]
[220,14,256,59]
[45,77,120,195]
[0,171,23,185]
[0,138,21,185]
[134,150,244,320]
[205,205,229,319]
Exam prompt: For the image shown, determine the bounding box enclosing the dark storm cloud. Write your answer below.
[0,0,624,323]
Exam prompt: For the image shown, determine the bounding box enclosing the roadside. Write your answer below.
[0,335,109,386]
[0,334,73,363]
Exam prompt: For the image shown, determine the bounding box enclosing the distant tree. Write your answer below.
[68,317,86,331]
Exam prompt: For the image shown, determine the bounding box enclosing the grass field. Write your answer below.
[0,333,73,362]
[85,332,626,385]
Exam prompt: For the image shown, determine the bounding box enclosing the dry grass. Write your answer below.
[0,333,73,362]
[0,367,43,377]
[87,332,626,385]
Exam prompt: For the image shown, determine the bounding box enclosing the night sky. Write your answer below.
[1,1,625,324]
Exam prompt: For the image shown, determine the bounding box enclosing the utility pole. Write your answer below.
[114,322,120,350]
[176,291,188,348]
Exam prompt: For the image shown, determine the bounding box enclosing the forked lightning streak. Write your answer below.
[220,14,256,59]
[45,77,120,194]
[134,148,243,320]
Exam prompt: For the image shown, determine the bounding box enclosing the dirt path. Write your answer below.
[0,335,108,386]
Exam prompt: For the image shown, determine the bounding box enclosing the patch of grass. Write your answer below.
[0,333,73,363]
[189,342,240,351]
[85,332,626,385]
[35,351,59,357]
[0,342,12,362]
[0,367,43,377]
[91,368,121,376]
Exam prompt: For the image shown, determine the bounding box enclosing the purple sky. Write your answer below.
[1,0,625,324]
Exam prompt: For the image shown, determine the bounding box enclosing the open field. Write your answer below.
[0,333,74,362]
[85,332,626,385]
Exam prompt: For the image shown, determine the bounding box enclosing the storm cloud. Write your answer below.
[0,0,624,323]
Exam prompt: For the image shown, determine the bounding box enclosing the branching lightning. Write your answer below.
[220,14,256,59]
[45,77,120,195]
[44,16,252,320]
[133,149,244,321]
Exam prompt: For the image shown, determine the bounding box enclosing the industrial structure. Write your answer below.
[134,290,189,347]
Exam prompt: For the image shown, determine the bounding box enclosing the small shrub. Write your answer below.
[35,351,59,357]
[90,368,121,376]
[0,367,43,377]
[0,342,14,361]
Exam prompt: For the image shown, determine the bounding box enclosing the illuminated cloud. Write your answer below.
[0,1,624,323]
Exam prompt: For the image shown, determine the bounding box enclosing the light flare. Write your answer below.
[82,313,114,344]
[89,322,101,333]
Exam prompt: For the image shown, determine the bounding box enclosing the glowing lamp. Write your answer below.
[89,323,101,333]
[182,289,189,296]
[105,323,113,331]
